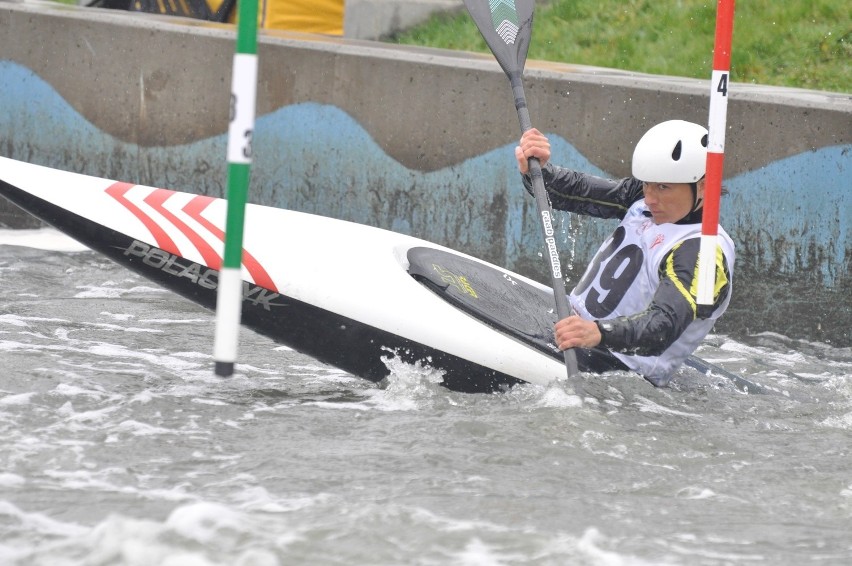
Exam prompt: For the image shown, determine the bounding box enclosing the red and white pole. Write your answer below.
[697,0,735,305]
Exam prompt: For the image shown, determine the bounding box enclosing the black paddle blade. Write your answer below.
[464,0,534,76]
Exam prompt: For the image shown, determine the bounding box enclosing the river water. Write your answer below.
[1,229,850,566]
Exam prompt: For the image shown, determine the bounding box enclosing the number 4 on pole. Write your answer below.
[716,72,728,96]
[697,0,735,307]
[214,0,260,377]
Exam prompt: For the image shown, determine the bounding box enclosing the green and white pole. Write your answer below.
[214,0,259,377]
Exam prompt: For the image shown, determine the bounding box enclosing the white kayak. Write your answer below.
[0,157,759,393]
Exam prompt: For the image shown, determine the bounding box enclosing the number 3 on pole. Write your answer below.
[227,54,258,165]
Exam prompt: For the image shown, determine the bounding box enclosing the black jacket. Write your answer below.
[522,164,731,357]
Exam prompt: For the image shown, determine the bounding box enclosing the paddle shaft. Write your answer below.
[508,72,580,378]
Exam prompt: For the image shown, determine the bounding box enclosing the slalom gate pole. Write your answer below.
[697,0,735,306]
[214,0,259,377]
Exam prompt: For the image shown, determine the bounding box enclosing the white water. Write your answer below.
[1,229,851,565]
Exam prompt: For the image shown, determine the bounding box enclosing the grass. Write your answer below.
[389,0,851,93]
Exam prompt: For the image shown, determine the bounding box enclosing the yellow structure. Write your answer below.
[207,0,345,35]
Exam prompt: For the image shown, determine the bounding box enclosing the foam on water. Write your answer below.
[0,228,89,252]
[1,244,851,565]
[4,502,287,566]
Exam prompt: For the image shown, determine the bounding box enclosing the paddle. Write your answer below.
[463,0,581,384]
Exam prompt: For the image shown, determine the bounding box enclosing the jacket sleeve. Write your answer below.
[596,237,733,356]
[521,163,644,220]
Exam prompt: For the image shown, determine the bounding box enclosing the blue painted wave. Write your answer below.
[1,60,848,286]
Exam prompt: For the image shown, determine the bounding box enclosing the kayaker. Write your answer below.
[516,120,735,386]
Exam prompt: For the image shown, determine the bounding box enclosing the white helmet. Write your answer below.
[631,120,709,183]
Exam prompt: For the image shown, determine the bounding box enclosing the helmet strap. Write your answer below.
[690,181,705,212]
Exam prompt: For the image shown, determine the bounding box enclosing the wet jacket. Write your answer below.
[523,163,735,385]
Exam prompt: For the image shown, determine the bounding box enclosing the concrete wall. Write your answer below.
[1,2,850,345]
[344,0,464,40]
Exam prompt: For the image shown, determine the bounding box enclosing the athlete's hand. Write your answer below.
[515,128,551,174]
[554,315,602,350]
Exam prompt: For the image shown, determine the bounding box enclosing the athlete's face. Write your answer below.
[642,180,704,224]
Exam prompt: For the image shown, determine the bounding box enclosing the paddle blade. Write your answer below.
[464,0,534,76]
